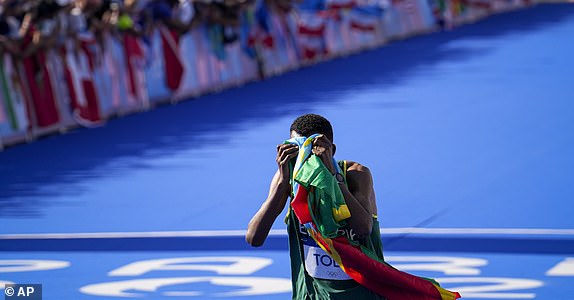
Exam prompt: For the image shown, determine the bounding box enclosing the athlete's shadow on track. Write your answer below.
[1,4,573,216]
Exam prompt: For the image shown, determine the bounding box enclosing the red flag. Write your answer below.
[159,26,184,92]
[123,34,145,100]
[76,39,103,124]
[20,27,60,128]
[350,21,376,32]
[292,185,461,300]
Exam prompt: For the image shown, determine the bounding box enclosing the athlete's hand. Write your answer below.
[312,134,336,174]
[276,144,299,183]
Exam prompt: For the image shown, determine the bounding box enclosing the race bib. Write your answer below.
[303,245,352,280]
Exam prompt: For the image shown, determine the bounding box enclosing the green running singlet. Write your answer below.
[286,160,387,300]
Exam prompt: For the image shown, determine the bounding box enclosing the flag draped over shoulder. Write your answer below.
[284,134,461,300]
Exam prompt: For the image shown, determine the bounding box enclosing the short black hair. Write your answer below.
[290,114,334,142]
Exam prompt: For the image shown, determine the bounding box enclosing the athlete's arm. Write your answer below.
[343,162,377,238]
[246,144,298,247]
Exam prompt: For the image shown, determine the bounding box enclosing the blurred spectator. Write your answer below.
[0,1,22,57]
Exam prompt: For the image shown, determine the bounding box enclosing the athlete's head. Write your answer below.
[289,114,334,142]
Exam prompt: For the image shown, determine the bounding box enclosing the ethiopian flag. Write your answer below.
[286,135,461,300]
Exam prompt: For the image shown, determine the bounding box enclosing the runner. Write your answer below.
[245,114,384,299]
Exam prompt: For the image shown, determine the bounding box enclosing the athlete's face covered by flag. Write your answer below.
[290,130,337,175]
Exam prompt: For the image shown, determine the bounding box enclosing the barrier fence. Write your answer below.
[0,0,534,150]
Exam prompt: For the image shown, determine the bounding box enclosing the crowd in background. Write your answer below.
[0,0,530,148]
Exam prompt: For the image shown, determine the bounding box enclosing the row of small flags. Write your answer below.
[0,0,531,149]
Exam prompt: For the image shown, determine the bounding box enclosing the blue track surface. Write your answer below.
[1,4,574,299]
[1,251,572,299]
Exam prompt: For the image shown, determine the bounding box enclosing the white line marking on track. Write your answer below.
[1,228,573,240]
